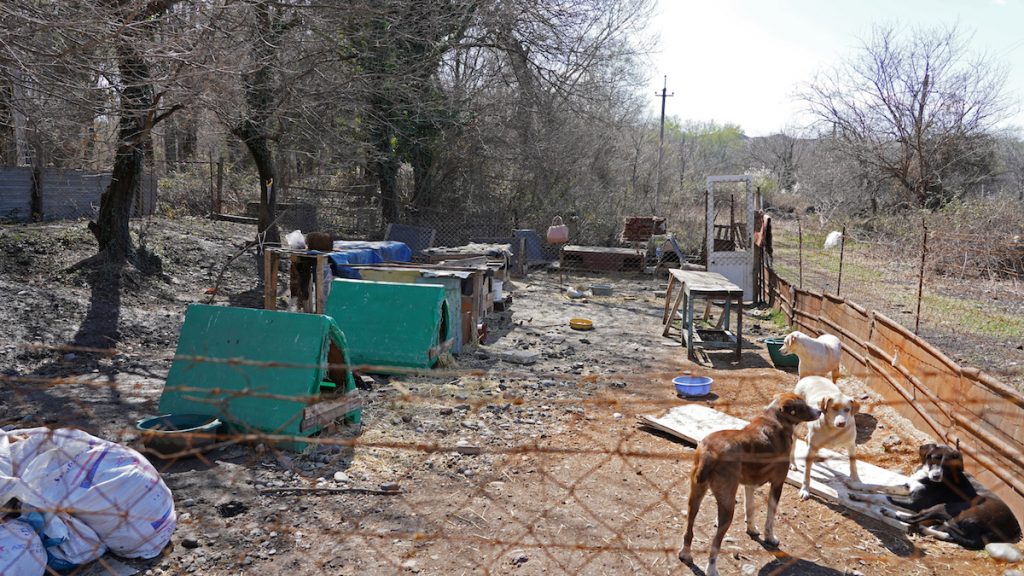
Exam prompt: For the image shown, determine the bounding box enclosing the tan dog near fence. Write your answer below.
[679,393,820,576]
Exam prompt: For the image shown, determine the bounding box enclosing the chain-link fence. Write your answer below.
[4,254,1023,575]
[6,184,1024,574]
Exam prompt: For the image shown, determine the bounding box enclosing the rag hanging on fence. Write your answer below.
[546,216,569,244]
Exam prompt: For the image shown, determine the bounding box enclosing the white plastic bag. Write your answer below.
[824,230,842,249]
[285,229,306,250]
[0,520,47,576]
[0,428,176,564]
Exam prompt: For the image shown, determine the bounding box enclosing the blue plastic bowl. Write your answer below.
[673,375,714,397]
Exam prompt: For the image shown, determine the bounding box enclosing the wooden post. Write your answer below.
[215,156,224,214]
[263,249,279,310]
[798,218,803,290]
[209,151,215,215]
[915,222,928,335]
[702,189,709,265]
[314,254,329,314]
[837,225,847,296]
[516,235,527,278]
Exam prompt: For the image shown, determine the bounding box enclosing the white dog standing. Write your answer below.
[792,375,860,499]
[781,330,842,382]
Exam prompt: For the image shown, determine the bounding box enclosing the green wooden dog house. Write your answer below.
[158,304,360,451]
[324,278,452,372]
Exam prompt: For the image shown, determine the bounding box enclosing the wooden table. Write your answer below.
[661,269,744,361]
[559,245,645,272]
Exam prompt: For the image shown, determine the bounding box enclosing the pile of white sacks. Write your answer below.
[0,427,176,575]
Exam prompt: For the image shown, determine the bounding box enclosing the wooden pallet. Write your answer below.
[638,403,911,530]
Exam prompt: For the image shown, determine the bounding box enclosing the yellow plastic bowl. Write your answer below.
[569,318,594,331]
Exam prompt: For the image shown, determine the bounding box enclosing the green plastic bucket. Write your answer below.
[764,337,799,368]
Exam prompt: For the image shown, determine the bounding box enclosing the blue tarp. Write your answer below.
[325,240,413,277]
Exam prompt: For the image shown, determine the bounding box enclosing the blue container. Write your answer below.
[673,375,713,397]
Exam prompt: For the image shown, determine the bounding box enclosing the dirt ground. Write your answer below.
[0,217,1019,575]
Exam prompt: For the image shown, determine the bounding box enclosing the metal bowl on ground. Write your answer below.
[136,414,222,457]
[673,375,714,397]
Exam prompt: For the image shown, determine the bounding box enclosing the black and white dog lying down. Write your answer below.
[845,442,1021,549]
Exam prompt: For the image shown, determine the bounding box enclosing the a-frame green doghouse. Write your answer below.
[159,304,360,451]
[324,278,453,373]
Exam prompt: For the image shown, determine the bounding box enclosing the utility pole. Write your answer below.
[655,75,673,214]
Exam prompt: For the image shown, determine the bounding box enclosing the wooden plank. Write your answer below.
[562,244,643,256]
[669,269,743,295]
[263,250,278,310]
[314,253,328,315]
[301,394,362,433]
[638,404,910,530]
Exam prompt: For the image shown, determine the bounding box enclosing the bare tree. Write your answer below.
[802,24,1010,209]
[748,130,803,194]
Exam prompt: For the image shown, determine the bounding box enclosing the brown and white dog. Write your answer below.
[791,375,860,500]
[288,231,333,312]
[780,330,842,382]
[679,393,821,576]
[846,442,1022,549]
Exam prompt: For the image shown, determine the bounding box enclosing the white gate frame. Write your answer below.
[706,175,755,300]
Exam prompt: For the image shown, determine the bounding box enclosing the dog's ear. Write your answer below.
[919,443,936,462]
[818,397,832,413]
[850,399,860,414]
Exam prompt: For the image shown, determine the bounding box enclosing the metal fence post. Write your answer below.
[915,221,928,335]
[798,218,803,290]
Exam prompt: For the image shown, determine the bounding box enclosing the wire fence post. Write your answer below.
[208,151,215,215]
[216,156,224,215]
[915,221,928,335]
[836,225,846,296]
[798,217,803,290]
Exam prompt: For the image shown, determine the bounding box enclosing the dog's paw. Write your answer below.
[678,548,692,564]
[706,564,721,576]
[745,527,760,539]
[847,492,865,503]
[789,462,799,472]
[798,487,811,500]
[764,535,780,548]
[844,479,868,491]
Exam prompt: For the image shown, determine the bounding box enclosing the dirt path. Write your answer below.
[0,218,1015,575]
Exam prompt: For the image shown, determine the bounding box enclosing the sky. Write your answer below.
[645,0,1024,137]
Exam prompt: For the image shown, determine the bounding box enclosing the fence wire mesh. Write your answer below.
[4,197,1024,575]
[3,264,1023,575]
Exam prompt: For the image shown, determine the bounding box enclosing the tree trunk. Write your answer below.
[89,44,153,262]
[234,119,279,245]
[411,140,436,211]
[369,119,400,225]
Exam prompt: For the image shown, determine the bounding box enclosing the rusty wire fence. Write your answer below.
[4,298,1024,575]
[4,197,1024,575]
